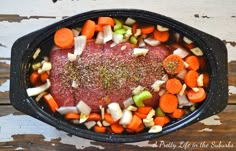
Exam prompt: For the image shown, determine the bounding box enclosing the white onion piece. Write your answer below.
[146,109,155,119]
[197,74,204,87]
[157,25,169,32]
[67,53,77,62]
[80,113,88,123]
[179,84,187,96]
[190,47,203,56]
[184,61,189,68]
[133,48,149,57]
[177,94,193,108]
[176,68,187,80]
[138,38,146,47]
[85,121,96,129]
[183,36,193,44]
[151,80,165,92]
[72,28,80,37]
[57,106,78,115]
[108,102,123,121]
[103,25,113,43]
[35,91,48,102]
[148,125,162,133]
[134,29,141,37]
[143,118,155,127]
[144,37,160,46]
[125,17,136,25]
[127,105,138,111]
[173,48,189,58]
[41,62,52,72]
[123,97,134,108]
[132,85,145,95]
[158,89,166,96]
[74,35,86,56]
[76,100,91,115]
[119,109,132,125]
[33,48,41,59]
[95,31,104,44]
[26,79,51,96]
[192,87,200,92]
[102,120,110,126]
[112,33,123,44]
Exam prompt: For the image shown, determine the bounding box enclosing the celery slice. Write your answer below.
[156,107,165,116]
[130,36,138,44]
[133,90,152,107]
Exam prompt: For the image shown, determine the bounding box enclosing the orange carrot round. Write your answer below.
[88,113,101,121]
[198,57,207,70]
[95,24,103,32]
[40,72,49,83]
[163,54,185,74]
[127,115,142,130]
[159,93,178,113]
[138,106,152,115]
[171,109,185,118]
[94,125,106,133]
[30,71,41,86]
[154,30,170,42]
[81,19,96,39]
[187,87,206,103]
[98,17,115,26]
[132,23,138,34]
[64,113,80,120]
[203,73,209,87]
[154,116,170,127]
[135,123,145,133]
[134,111,147,119]
[166,78,182,94]
[141,25,155,35]
[43,94,58,113]
[104,113,116,124]
[111,123,124,134]
[184,70,199,88]
[54,28,74,49]
[185,55,200,71]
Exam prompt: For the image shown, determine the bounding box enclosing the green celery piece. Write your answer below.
[133,90,152,107]
[114,18,123,31]
[156,107,166,116]
[130,36,138,44]
[115,28,126,35]
[123,25,132,30]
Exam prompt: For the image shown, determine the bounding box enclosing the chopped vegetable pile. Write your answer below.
[27,16,209,134]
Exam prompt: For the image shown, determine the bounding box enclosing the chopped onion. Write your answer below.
[103,25,113,43]
[133,48,149,57]
[173,48,189,58]
[151,80,165,92]
[148,125,162,133]
[99,105,105,120]
[80,113,88,123]
[124,28,132,39]
[26,79,51,96]
[125,17,136,25]
[108,102,123,121]
[146,109,155,119]
[177,94,193,108]
[161,74,169,82]
[57,106,78,115]
[112,33,123,44]
[41,62,52,72]
[138,38,146,47]
[183,36,193,44]
[132,85,145,95]
[102,120,110,126]
[157,25,169,32]
[143,118,154,127]
[158,89,166,96]
[72,28,80,37]
[179,84,187,96]
[144,37,160,46]
[184,61,189,68]
[127,105,138,111]
[35,91,48,102]
[192,87,200,92]
[76,100,91,115]
[32,62,41,71]
[190,47,203,56]
[33,48,41,59]
[197,74,204,87]
[97,121,102,127]
[134,29,141,37]
[119,109,132,125]
[74,35,86,56]
[123,97,134,108]
[85,121,96,129]
[95,31,104,44]
[67,53,77,62]
[176,68,187,80]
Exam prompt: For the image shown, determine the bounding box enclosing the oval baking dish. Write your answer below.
[10,9,228,143]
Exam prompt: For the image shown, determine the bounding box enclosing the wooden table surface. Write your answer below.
[0,0,236,150]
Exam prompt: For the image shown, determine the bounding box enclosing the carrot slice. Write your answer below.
[43,94,58,113]
[198,57,207,70]
[134,111,147,119]
[159,93,178,113]
[98,17,115,26]
[132,23,138,34]
[138,106,152,115]
[163,54,185,74]
[126,128,135,133]
[141,25,155,35]
[95,24,103,32]
[54,28,74,49]
[135,123,145,133]
[171,109,185,119]
[184,70,199,88]
[30,71,41,86]
[104,113,116,124]
[187,87,206,103]
[154,30,170,42]
[203,73,209,87]
[94,125,106,133]
[111,123,124,134]
[185,55,200,71]
[154,116,170,127]
[65,113,80,120]
[81,20,96,39]
[40,72,49,83]
[127,115,142,130]
[166,78,182,94]
[88,113,102,121]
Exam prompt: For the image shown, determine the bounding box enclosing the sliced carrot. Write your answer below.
[203,73,209,87]
[159,93,178,113]
[166,78,182,94]
[185,55,200,71]
[135,123,145,133]
[111,123,124,134]
[187,87,206,103]
[126,128,135,133]
[140,25,155,35]
[198,57,207,70]
[81,20,96,39]
[40,72,49,83]
[127,115,142,130]
[104,113,116,124]
[43,94,58,113]
[154,30,170,42]
[64,113,80,120]
[138,106,152,115]
[95,24,103,32]
[98,17,115,26]
[154,116,170,127]
[184,70,199,88]
[134,111,147,119]
[88,113,101,121]
[132,23,138,34]
[54,28,74,49]
[30,71,41,86]
[163,54,185,74]
[171,109,185,119]
[94,125,106,133]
